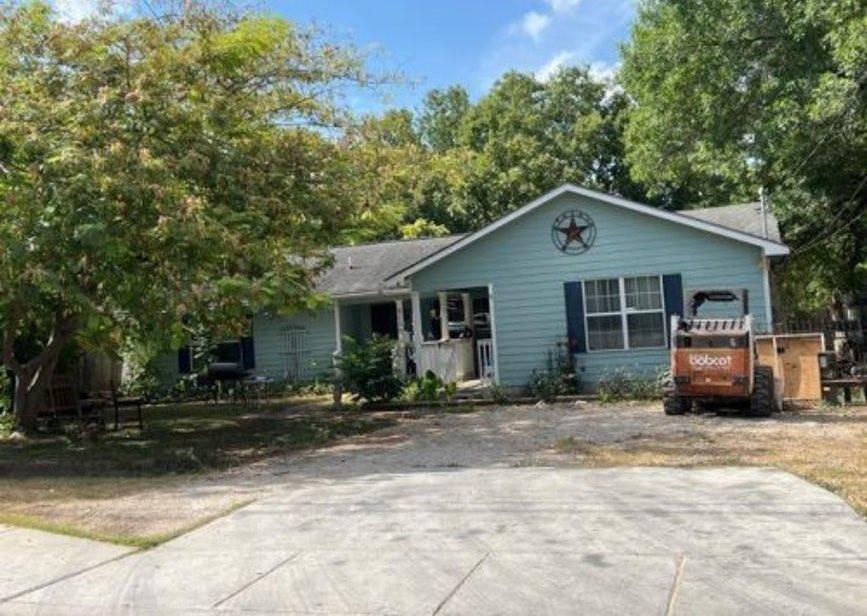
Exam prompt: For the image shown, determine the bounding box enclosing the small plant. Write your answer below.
[0,412,14,438]
[402,371,457,402]
[276,378,334,397]
[597,366,668,403]
[335,335,403,403]
[0,369,10,415]
[526,343,580,401]
[527,370,563,401]
[487,382,512,404]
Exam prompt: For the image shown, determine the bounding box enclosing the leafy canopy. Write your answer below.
[0,1,368,361]
[342,66,651,240]
[621,0,866,309]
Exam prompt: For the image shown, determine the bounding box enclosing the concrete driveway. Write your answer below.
[2,465,866,615]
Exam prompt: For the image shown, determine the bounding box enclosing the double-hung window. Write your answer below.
[584,275,666,351]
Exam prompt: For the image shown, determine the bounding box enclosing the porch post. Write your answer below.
[461,292,473,334]
[394,298,407,376]
[332,300,343,409]
[411,292,423,371]
[333,301,343,356]
[438,291,450,341]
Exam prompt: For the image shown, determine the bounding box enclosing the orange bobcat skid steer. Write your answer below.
[664,290,775,416]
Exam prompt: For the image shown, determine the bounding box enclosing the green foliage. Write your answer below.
[0,410,14,437]
[402,370,457,403]
[0,2,370,425]
[526,345,580,401]
[341,65,652,241]
[121,341,163,398]
[336,335,402,403]
[399,218,451,239]
[418,86,471,152]
[597,367,670,403]
[486,383,513,404]
[621,0,867,308]
[0,369,10,415]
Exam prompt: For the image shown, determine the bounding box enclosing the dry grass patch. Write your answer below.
[0,398,395,545]
[552,405,867,516]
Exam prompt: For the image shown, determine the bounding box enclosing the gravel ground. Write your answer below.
[8,400,865,538]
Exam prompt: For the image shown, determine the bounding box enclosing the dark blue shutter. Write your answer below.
[177,346,192,375]
[240,336,255,370]
[564,281,587,354]
[663,274,684,341]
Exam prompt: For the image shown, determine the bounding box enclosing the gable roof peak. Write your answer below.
[386,183,789,283]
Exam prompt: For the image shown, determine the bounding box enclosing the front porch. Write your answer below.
[333,286,497,384]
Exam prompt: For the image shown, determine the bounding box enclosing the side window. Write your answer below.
[583,275,666,350]
[585,278,624,350]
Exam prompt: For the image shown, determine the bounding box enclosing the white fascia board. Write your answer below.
[386,184,790,283]
[330,288,410,301]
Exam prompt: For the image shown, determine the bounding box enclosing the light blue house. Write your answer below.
[158,185,789,390]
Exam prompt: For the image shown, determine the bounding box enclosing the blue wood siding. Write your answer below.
[252,309,336,381]
[409,193,770,388]
[152,308,337,389]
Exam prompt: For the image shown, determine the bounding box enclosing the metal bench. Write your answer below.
[92,381,144,431]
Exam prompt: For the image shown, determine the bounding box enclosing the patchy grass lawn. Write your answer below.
[551,404,867,517]
[0,397,394,546]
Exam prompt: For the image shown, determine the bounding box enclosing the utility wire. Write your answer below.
[785,71,866,180]
[796,174,867,254]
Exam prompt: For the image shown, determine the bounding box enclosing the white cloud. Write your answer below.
[519,11,551,41]
[52,0,131,23]
[53,0,99,22]
[513,0,583,42]
[546,0,583,14]
[478,0,635,93]
[588,61,620,83]
[535,51,576,81]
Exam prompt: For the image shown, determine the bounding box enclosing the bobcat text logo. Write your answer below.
[689,354,732,369]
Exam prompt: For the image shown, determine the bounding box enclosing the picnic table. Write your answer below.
[822,376,867,404]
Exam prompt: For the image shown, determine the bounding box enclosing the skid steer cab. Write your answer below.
[664,289,775,417]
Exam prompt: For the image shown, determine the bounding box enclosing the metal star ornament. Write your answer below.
[552,210,596,255]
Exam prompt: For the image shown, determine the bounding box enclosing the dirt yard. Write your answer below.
[1,399,864,544]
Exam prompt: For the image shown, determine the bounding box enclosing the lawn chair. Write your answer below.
[45,375,105,428]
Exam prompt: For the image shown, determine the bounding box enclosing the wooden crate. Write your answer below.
[755,333,825,401]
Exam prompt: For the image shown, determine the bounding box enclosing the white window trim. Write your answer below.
[582,274,668,353]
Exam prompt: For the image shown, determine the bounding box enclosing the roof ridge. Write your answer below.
[681,202,761,214]
[330,233,467,251]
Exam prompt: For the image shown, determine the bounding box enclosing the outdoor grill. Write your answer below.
[205,361,251,384]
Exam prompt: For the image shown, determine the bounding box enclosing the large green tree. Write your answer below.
[417,85,470,152]
[455,68,639,225]
[0,2,368,429]
[621,0,867,312]
[340,67,651,239]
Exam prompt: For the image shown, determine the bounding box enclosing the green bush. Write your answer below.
[0,410,14,437]
[336,335,402,403]
[0,368,10,415]
[402,370,457,403]
[526,345,580,401]
[487,382,512,404]
[597,366,670,403]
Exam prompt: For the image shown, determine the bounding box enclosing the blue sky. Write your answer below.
[269,0,636,112]
[55,0,636,113]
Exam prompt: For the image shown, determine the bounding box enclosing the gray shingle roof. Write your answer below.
[317,202,783,297]
[316,235,466,296]
[680,202,781,243]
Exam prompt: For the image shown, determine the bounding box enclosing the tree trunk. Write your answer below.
[7,313,79,433]
[13,367,51,432]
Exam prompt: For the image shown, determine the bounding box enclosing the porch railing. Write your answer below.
[419,338,475,382]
